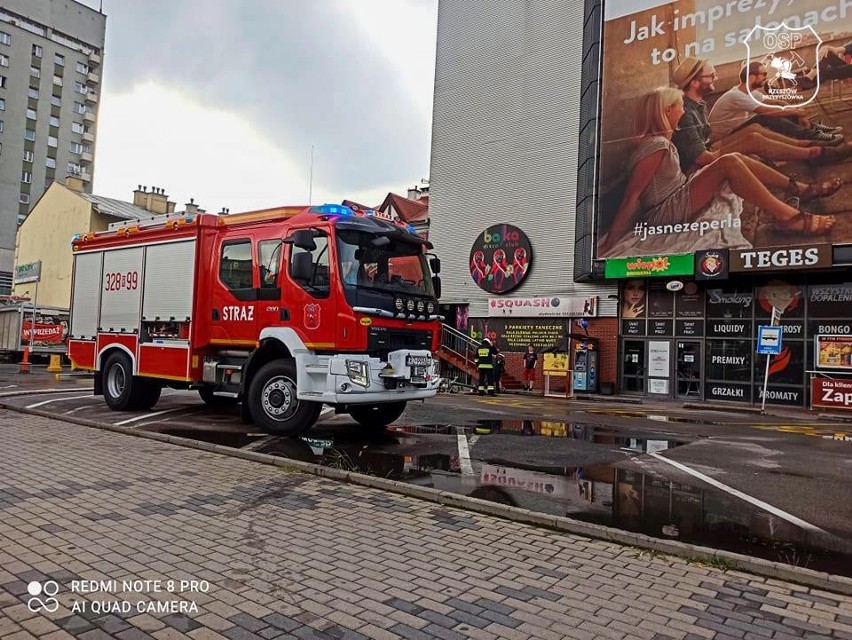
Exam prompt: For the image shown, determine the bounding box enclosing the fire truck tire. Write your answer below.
[138,380,162,410]
[348,402,407,429]
[198,386,238,406]
[103,351,145,411]
[248,360,322,435]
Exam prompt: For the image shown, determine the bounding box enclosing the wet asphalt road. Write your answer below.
[1,368,851,574]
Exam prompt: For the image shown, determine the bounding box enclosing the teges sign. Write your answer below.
[730,245,831,273]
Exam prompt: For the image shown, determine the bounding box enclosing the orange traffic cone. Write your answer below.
[19,347,30,374]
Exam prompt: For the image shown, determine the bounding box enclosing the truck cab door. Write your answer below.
[280,228,337,350]
[209,238,260,345]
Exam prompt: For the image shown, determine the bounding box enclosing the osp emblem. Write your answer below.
[745,22,821,109]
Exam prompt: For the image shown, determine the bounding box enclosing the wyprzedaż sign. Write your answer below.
[812,378,852,412]
[605,254,693,279]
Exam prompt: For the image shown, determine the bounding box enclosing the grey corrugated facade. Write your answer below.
[0,0,105,291]
[428,0,615,319]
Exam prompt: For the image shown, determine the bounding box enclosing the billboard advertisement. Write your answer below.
[596,0,852,261]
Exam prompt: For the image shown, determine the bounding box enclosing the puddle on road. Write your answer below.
[150,419,852,576]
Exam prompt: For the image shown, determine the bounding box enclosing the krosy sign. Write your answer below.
[469,223,533,294]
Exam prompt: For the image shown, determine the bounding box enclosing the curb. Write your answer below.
[2,400,851,596]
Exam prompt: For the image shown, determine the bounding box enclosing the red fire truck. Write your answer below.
[67,203,443,435]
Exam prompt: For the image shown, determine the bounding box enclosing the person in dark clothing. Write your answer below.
[522,344,537,391]
[494,352,506,394]
[476,338,497,396]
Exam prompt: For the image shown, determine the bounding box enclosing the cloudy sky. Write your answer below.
[78,0,437,213]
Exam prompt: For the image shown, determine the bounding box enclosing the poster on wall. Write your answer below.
[596,1,850,260]
[470,318,572,352]
[816,335,852,370]
[469,224,533,294]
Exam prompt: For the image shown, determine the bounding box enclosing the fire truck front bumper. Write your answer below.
[295,350,440,404]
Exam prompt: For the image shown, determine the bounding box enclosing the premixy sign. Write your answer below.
[469,224,533,294]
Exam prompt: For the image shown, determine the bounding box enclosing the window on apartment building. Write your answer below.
[74,81,86,94]
[53,75,63,86]
[76,61,88,74]
[22,150,33,162]
[28,87,39,99]
[0,120,4,133]
[0,32,10,46]
[73,101,85,114]
[32,44,42,57]
[21,172,32,184]
[70,141,83,154]
[0,98,4,111]
[48,136,58,148]
[0,76,7,89]
[26,108,36,120]
[54,53,64,66]
[67,162,81,175]
[45,157,56,169]
[19,194,29,205]
[0,54,8,67]
[71,121,83,134]
[51,95,61,107]
[30,66,40,78]
[24,129,35,141]
[49,115,59,127]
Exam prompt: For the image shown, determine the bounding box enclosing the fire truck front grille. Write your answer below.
[367,327,432,357]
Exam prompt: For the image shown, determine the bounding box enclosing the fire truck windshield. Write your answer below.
[337,230,434,297]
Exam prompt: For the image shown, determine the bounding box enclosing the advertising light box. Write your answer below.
[595,0,849,261]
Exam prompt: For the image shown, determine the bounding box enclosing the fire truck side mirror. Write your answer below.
[432,276,442,299]
[429,256,441,274]
[291,252,314,282]
[288,229,316,252]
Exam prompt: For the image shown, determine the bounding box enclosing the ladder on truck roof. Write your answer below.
[107,211,196,232]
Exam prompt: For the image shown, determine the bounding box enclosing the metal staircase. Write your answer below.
[435,324,479,386]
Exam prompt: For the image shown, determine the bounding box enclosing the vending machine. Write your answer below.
[572,343,599,392]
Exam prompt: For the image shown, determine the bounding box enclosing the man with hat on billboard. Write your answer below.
[670,57,848,175]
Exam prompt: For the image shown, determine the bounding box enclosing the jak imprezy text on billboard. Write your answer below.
[597,1,851,261]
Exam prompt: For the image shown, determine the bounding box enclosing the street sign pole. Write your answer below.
[760,307,782,414]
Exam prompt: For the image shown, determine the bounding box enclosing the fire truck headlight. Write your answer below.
[406,299,415,312]
[416,300,425,313]
[394,297,404,311]
[427,301,435,314]
[346,360,370,388]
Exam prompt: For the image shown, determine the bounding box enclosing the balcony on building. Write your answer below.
[87,71,100,85]
[80,171,92,182]
[80,151,94,163]
[88,51,101,67]
[85,91,98,104]
[82,131,95,143]
[83,110,95,123]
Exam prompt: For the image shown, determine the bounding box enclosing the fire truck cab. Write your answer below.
[67,204,443,436]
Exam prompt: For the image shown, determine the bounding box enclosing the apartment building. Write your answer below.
[0,0,105,292]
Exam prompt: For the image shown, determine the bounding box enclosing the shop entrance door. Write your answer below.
[622,340,645,394]
[676,341,702,399]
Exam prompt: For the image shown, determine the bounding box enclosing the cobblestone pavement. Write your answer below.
[1,412,851,640]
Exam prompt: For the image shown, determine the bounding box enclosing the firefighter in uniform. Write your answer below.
[477,338,497,396]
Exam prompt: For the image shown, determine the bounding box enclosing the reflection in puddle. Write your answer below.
[154,420,852,576]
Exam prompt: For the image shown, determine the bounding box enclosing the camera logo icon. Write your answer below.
[27,581,60,613]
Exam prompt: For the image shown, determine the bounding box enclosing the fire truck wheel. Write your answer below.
[348,401,407,429]
[103,351,145,411]
[248,360,322,435]
[138,380,162,410]
[198,386,239,406]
